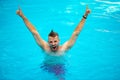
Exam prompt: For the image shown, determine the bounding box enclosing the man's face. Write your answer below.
[48,36,59,52]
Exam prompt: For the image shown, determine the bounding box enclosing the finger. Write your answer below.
[18,5,21,10]
[86,5,89,10]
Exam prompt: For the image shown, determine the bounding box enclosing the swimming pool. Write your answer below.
[0,0,120,80]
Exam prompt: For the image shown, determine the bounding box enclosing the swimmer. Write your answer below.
[16,6,90,55]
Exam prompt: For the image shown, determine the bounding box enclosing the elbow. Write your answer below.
[73,31,79,36]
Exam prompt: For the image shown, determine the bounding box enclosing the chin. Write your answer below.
[52,49,58,52]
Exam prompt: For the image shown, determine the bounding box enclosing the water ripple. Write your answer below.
[95,0,120,5]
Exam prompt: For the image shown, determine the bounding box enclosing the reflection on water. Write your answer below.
[40,54,66,80]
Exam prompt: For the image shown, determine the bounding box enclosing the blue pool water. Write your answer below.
[0,0,120,80]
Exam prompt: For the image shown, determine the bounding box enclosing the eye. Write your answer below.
[54,40,57,42]
[49,41,52,43]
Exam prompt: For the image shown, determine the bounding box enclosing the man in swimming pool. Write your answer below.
[16,6,90,55]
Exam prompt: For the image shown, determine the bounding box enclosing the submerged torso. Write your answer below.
[43,53,66,65]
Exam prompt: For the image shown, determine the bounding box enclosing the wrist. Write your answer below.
[20,14,25,18]
[83,15,87,19]
[83,12,89,19]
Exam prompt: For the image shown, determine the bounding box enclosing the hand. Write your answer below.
[86,9,91,14]
[16,6,23,17]
[85,5,91,14]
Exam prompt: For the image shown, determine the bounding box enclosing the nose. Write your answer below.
[52,42,56,45]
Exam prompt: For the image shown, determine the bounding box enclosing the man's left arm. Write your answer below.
[62,7,91,50]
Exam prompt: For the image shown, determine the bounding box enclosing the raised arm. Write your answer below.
[62,6,91,51]
[16,7,49,51]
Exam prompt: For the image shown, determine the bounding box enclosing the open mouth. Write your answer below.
[52,46,57,51]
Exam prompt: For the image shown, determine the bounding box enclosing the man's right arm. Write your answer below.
[16,8,49,51]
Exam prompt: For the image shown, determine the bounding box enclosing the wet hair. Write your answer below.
[48,30,58,37]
